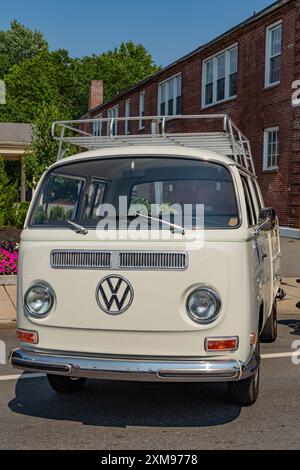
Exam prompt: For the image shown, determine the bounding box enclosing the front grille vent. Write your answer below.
[119,252,188,270]
[51,251,111,269]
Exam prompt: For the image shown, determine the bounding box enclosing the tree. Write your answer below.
[71,41,160,116]
[0,49,74,123]
[0,158,18,227]
[0,20,161,186]
[0,20,48,77]
[24,103,71,186]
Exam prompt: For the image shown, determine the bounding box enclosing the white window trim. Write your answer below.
[139,91,145,130]
[263,127,279,171]
[107,105,119,135]
[125,98,131,134]
[92,113,102,136]
[265,20,282,88]
[157,73,182,116]
[201,43,238,109]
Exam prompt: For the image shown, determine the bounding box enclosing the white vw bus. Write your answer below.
[11,115,281,406]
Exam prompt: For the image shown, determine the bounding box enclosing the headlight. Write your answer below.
[186,287,221,324]
[25,283,54,317]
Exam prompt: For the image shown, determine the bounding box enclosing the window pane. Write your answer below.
[205,82,213,105]
[176,95,182,115]
[229,72,237,97]
[217,77,225,101]
[205,60,214,83]
[84,181,107,219]
[125,100,130,134]
[270,55,280,83]
[160,102,165,115]
[217,53,226,79]
[265,129,279,169]
[271,25,282,56]
[168,98,174,115]
[31,158,239,229]
[32,175,83,225]
[129,162,238,228]
[168,79,174,99]
[160,83,166,103]
[176,75,181,97]
[230,47,238,74]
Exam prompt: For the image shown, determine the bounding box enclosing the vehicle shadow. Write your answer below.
[8,375,241,427]
[278,319,300,336]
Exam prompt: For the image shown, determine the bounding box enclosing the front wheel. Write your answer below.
[227,367,260,406]
[47,374,86,394]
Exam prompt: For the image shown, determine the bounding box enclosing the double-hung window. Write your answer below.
[92,114,102,136]
[202,45,238,107]
[263,127,279,171]
[158,74,182,116]
[125,99,131,134]
[139,91,145,129]
[107,105,119,136]
[265,21,282,87]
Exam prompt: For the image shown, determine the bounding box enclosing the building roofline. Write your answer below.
[86,0,292,117]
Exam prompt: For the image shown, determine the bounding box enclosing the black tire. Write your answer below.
[227,366,260,406]
[227,338,260,406]
[260,301,277,343]
[47,374,86,394]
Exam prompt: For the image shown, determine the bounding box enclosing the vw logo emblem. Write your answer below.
[96,275,134,315]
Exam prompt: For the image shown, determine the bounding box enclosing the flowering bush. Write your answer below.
[0,241,18,275]
[0,240,18,253]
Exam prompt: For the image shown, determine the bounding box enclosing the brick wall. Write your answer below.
[88,0,298,228]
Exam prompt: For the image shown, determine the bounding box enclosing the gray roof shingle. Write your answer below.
[0,123,33,143]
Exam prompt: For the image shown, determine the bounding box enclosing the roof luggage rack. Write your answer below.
[52,114,256,176]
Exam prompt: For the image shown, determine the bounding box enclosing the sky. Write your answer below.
[0,0,275,66]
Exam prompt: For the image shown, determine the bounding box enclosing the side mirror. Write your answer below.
[257,207,277,232]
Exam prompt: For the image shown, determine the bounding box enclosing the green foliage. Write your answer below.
[24,103,70,186]
[0,158,19,228]
[13,201,30,228]
[33,206,47,225]
[0,22,161,202]
[50,205,66,221]
[71,41,160,114]
[0,20,48,78]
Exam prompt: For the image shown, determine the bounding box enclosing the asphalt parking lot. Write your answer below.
[1,311,300,450]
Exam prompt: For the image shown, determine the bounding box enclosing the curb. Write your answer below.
[0,320,16,331]
[0,275,17,286]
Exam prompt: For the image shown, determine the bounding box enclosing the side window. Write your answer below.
[252,180,264,211]
[248,178,262,223]
[241,175,255,226]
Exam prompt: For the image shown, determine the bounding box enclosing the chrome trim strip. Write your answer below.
[10,348,260,383]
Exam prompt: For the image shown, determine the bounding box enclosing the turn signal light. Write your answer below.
[205,337,239,352]
[16,329,38,344]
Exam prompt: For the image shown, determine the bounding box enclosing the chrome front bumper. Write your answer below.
[11,348,260,382]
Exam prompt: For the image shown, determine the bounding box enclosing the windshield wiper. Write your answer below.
[66,220,88,235]
[135,212,185,235]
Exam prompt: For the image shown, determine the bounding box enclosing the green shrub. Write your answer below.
[33,205,47,224]
[0,158,19,228]
[50,205,65,221]
[13,202,30,228]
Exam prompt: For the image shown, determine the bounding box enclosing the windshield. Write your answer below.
[30,156,239,229]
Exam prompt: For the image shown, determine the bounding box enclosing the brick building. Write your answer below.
[84,0,300,237]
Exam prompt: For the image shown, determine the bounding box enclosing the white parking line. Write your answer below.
[0,373,45,381]
[0,352,299,381]
[261,351,299,359]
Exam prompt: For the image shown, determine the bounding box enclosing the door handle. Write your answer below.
[262,253,268,260]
